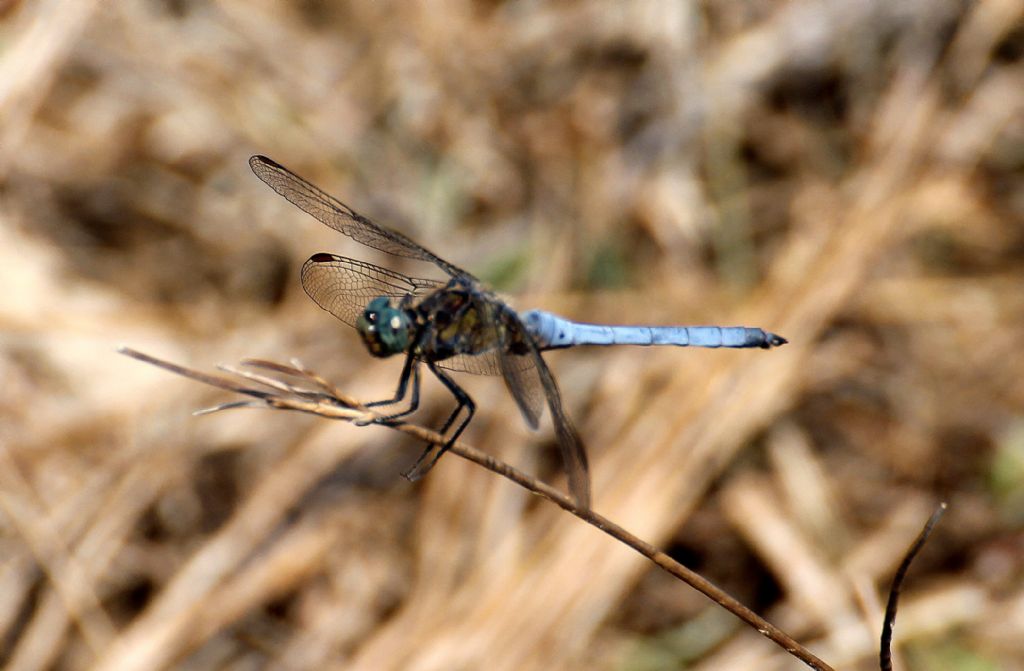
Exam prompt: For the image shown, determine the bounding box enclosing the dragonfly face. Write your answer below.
[356,296,413,357]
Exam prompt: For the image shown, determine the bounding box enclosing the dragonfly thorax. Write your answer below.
[356,296,413,357]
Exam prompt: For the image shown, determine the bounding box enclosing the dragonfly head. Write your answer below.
[356,297,412,357]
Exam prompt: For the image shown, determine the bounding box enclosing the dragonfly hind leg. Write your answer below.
[402,362,475,482]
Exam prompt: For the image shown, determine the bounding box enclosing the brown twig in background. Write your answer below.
[118,346,835,671]
[879,502,947,671]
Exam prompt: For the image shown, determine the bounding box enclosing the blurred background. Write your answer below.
[1,1,1022,669]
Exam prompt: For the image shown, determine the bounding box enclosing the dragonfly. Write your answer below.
[250,155,787,509]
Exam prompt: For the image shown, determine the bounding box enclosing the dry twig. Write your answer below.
[119,347,838,670]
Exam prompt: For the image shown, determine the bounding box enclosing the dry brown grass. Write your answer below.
[1,1,1022,670]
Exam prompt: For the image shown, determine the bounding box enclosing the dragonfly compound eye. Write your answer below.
[356,297,410,357]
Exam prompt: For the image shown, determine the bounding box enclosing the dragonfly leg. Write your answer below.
[436,385,468,435]
[402,362,475,482]
[366,354,421,422]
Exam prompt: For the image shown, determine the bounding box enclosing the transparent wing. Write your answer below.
[531,348,591,509]
[251,155,471,279]
[435,349,536,377]
[491,304,591,508]
[495,331,545,430]
[436,352,503,376]
[300,254,444,328]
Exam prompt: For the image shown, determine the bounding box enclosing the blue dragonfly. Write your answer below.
[250,156,786,508]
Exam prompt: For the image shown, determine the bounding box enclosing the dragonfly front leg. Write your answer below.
[365,353,421,422]
[402,362,475,482]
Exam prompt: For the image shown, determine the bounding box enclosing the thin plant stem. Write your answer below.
[879,502,947,671]
[122,346,954,671]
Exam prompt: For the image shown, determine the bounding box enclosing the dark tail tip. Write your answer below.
[766,333,788,348]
